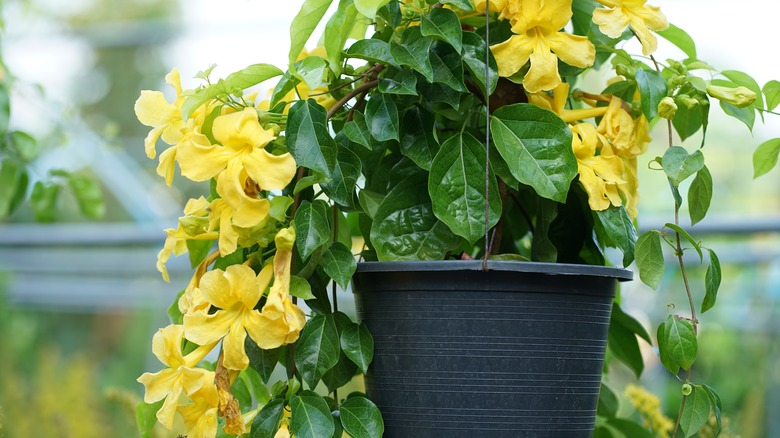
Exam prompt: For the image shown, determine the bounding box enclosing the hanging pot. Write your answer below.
[352,260,632,438]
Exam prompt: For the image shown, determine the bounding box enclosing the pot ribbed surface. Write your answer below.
[352,261,630,438]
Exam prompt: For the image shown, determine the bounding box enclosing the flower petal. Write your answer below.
[225,264,262,310]
[592,7,631,39]
[144,126,165,159]
[180,366,216,396]
[490,34,534,78]
[156,145,178,186]
[135,90,176,127]
[243,149,297,191]
[151,324,186,368]
[184,308,234,346]
[547,31,595,69]
[221,320,249,370]
[177,134,231,182]
[137,367,180,404]
[523,38,561,93]
[198,269,234,309]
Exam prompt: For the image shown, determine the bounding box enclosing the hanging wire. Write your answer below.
[481,3,491,272]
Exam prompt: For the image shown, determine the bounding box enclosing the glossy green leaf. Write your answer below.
[672,102,705,142]
[289,0,335,65]
[702,384,723,435]
[420,7,463,52]
[593,206,637,267]
[251,398,286,438]
[364,93,399,142]
[290,391,336,438]
[701,249,721,313]
[358,190,383,219]
[722,70,764,110]
[294,314,340,389]
[664,222,703,262]
[390,27,434,82]
[354,0,391,19]
[657,23,696,59]
[753,137,780,178]
[346,39,397,66]
[294,200,331,261]
[635,230,664,289]
[287,99,337,178]
[341,322,373,374]
[688,165,712,226]
[662,146,704,187]
[0,85,9,135]
[321,242,357,290]
[271,73,301,108]
[269,196,294,222]
[371,174,461,261]
[461,32,498,97]
[597,383,619,419]
[379,68,418,96]
[294,174,328,195]
[68,174,105,219]
[763,79,780,111]
[7,131,39,162]
[344,112,372,149]
[429,45,467,93]
[680,385,711,438]
[490,104,577,203]
[323,0,359,74]
[608,302,650,378]
[720,100,755,130]
[429,132,501,244]
[400,106,438,171]
[181,64,283,119]
[635,68,667,120]
[135,400,164,438]
[339,396,384,438]
[322,312,360,392]
[322,147,362,208]
[241,367,271,406]
[295,55,329,90]
[246,340,280,383]
[291,275,316,300]
[658,315,697,373]
[439,0,473,10]
[30,181,59,222]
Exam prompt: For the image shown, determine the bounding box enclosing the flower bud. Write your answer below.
[615,64,634,79]
[706,85,757,108]
[681,383,692,396]
[658,96,677,119]
[676,94,699,110]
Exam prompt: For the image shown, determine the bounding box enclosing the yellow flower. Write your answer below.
[571,123,627,211]
[136,325,216,429]
[490,0,595,92]
[596,97,636,156]
[134,68,186,159]
[625,384,675,437]
[178,384,219,438]
[157,128,212,186]
[593,0,668,56]
[157,197,219,282]
[528,83,609,123]
[472,0,506,14]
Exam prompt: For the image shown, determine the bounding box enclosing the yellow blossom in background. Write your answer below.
[593,0,668,55]
[137,325,216,429]
[571,123,628,211]
[625,384,675,437]
[178,384,219,438]
[156,128,212,186]
[472,0,506,13]
[490,0,595,92]
[156,197,218,282]
[134,68,186,159]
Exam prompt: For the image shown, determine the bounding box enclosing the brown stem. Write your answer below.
[672,394,687,438]
[327,79,379,119]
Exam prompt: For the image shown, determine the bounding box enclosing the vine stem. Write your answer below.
[327,79,379,120]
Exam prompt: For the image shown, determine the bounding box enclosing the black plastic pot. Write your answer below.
[352,260,632,438]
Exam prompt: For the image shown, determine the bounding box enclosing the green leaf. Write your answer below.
[0,85,9,136]
[593,206,637,267]
[0,159,27,218]
[358,190,383,219]
[722,70,764,110]
[294,174,328,195]
[664,222,703,262]
[339,396,384,438]
[662,146,704,187]
[657,23,696,59]
[688,166,712,226]
[251,398,286,438]
[428,132,501,244]
[658,315,698,373]
[635,68,667,120]
[608,302,650,378]
[346,39,397,66]
[321,242,357,290]
[294,200,331,261]
[246,340,280,383]
[354,0,391,19]
[68,174,105,219]
[294,314,340,390]
[439,0,473,10]
[531,199,558,263]
[702,249,721,314]
[7,131,39,162]
[400,106,439,171]
[289,0,335,65]
[753,137,780,178]
[181,64,283,119]
[429,45,467,93]
[371,173,461,261]
[287,99,337,178]
[390,27,434,82]
[702,385,723,435]
[344,112,372,149]
[241,367,271,406]
[763,79,780,111]
[135,400,164,438]
[213,247,243,271]
[167,289,185,324]
[461,32,498,98]
[323,0,359,74]
[720,100,754,130]
[341,322,374,374]
[490,103,577,203]
[364,93,399,142]
[290,391,336,438]
[672,102,705,142]
[187,239,212,269]
[30,181,59,222]
[322,312,360,392]
[378,68,418,96]
[597,383,619,419]
[322,147,362,208]
[635,230,664,289]
[291,275,317,300]
[271,73,301,108]
[295,55,329,90]
[269,196,294,222]
[420,7,463,53]
[680,385,711,437]
[604,418,655,438]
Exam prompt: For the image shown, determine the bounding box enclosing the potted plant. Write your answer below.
[134,0,779,437]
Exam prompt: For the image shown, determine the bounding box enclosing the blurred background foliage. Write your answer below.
[0,0,778,436]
